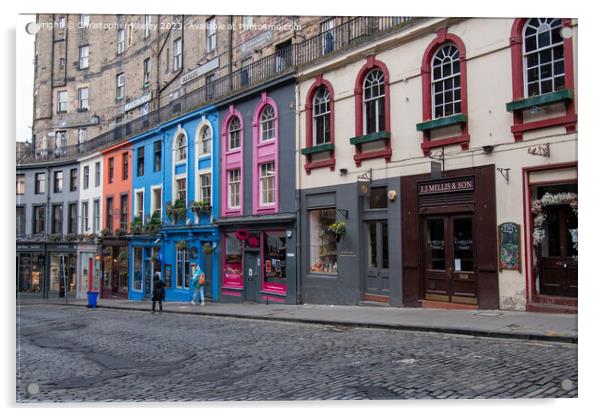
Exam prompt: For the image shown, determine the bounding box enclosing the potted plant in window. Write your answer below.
[144,212,162,236]
[100,228,112,239]
[176,240,189,251]
[166,199,187,224]
[190,199,211,215]
[131,215,144,235]
[328,221,347,243]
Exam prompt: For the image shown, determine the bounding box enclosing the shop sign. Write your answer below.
[498,222,521,271]
[49,244,76,251]
[17,244,43,251]
[419,178,474,195]
[124,92,152,112]
[239,30,273,55]
[180,57,220,86]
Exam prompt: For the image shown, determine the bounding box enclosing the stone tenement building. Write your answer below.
[31,14,335,155]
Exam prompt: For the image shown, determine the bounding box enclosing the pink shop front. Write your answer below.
[217,216,298,304]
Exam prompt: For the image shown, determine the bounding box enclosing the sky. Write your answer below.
[16,14,35,143]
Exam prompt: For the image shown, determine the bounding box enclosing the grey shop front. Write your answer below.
[299,178,402,306]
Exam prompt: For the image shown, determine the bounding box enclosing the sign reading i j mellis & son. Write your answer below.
[418,177,475,195]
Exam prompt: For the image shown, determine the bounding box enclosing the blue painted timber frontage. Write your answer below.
[128,105,220,303]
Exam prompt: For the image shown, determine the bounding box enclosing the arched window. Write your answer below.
[200,125,212,154]
[228,116,241,150]
[259,105,276,142]
[313,86,331,145]
[363,69,385,134]
[432,44,461,118]
[176,134,187,162]
[523,18,565,97]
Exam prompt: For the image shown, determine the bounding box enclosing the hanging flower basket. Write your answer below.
[531,192,578,244]
[175,240,189,251]
[328,221,347,243]
[202,242,214,255]
[236,229,249,241]
[190,200,212,214]
[166,199,187,222]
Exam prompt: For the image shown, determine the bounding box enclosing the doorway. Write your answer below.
[244,250,260,302]
[364,220,390,299]
[422,215,477,305]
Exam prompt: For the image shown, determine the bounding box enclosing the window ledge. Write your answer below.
[301,143,334,155]
[349,131,391,145]
[416,114,467,132]
[506,89,574,112]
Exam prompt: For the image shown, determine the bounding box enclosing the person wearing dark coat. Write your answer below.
[152,273,166,313]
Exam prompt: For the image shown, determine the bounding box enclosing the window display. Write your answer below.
[309,209,338,274]
[224,233,243,287]
[263,231,287,291]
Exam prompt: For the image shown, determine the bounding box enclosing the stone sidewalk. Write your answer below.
[20,298,578,343]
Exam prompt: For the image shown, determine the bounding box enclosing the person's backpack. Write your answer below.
[199,273,206,286]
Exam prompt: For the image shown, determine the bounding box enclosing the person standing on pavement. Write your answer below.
[190,265,206,306]
[152,272,165,313]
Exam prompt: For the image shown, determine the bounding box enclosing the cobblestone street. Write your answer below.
[16,304,577,402]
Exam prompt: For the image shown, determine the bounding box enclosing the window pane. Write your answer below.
[309,209,338,274]
[426,218,445,270]
[263,231,287,287]
[453,217,473,272]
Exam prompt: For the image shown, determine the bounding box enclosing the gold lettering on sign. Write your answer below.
[419,178,474,195]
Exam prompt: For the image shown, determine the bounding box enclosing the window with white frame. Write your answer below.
[133,247,143,291]
[313,86,331,145]
[83,165,89,189]
[152,187,162,218]
[523,18,565,97]
[321,18,336,54]
[228,169,241,209]
[143,58,151,87]
[117,29,125,54]
[260,105,276,142]
[363,69,385,134]
[176,247,190,288]
[81,201,89,232]
[228,117,241,150]
[116,73,125,100]
[431,44,461,118]
[135,190,144,220]
[173,38,182,71]
[144,15,152,38]
[94,162,101,187]
[206,17,216,52]
[93,199,100,232]
[58,16,65,29]
[200,126,212,155]
[78,87,89,110]
[80,14,90,28]
[176,134,187,161]
[57,91,67,113]
[55,131,66,152]
[259,162,275,206]
[79,45,89,69]
[200,173,211,204]
[176,177,187,204]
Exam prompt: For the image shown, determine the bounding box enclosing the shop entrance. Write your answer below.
[364,220,390,299]
[422,214,477,305]
[143,258,153,300]
[244,250,260,302]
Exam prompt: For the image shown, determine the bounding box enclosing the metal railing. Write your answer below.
[18,16,421,164]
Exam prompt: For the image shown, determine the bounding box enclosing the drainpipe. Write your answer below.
[295,82,303,305]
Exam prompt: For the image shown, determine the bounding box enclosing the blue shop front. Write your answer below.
[128,107,221,302]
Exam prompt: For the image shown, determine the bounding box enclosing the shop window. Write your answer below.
[133,247,143,291]
[176,248,190,288]
[50,254,76,295]
[263,231,287,292]
[223,233,243,287]
[309,208,338,274]
[18,253,44,293]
